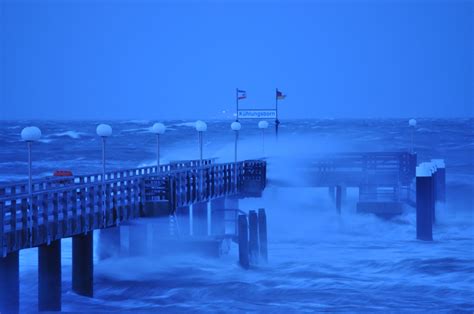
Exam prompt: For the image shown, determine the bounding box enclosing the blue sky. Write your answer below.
[1,0,472,120]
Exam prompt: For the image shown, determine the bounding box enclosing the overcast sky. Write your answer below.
[0,0,472,120]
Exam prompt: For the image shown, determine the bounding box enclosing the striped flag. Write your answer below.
[276,90,286,100]
[237,89,247,100]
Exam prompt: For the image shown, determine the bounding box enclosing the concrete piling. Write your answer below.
[0,252,19,314]
[258,208,268,262]
[38,239,62,311]
[248,210,259,264]
[416,164,434,241]
[72,232,94,297]
[238,214,249,269]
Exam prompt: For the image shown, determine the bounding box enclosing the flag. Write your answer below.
[276,90,286,100]
[237,89,247,100]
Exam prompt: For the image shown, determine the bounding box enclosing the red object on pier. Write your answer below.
[53,170,73,177]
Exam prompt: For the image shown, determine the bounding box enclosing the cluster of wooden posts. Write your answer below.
[237,208,268,269]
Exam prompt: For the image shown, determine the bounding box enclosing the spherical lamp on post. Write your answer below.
[231,121,241,164]
[231,121,242,191]
[21,126,41,245]
[21,126,42,199]
[151,123,166,171]
[195,120,207,165]
[408,118,417,153]
[258,120,269,156]
[96,124,112,182]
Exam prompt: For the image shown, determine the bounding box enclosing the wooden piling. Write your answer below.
[416,166,433,241]
[248,210,259,264]
[258,208,268,262]
[72,232,93,297]
[238,214,249,269]
[38,239,62,311]
[0,252,19,314]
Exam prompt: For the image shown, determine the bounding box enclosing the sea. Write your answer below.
[0,118,473,312]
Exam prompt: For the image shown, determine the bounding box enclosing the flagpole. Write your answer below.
[275,88,279,138]
[236,88,239,122]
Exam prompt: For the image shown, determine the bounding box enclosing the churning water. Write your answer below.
[1,119,473,312]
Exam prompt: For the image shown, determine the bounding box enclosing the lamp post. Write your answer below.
[409,118,417,153]
[231,121,241,191]
[151,123,166,171]
[96,124,112,181]
[195,120,207,165]
[258,120,269,156]
[195,120,207,201]
[21,126,42,245]
[96,124,112,225]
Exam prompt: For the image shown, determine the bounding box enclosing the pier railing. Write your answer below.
[0,159,266,257]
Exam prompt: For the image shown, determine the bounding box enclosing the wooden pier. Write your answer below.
[0,158,267,313]
[0,150,446,313]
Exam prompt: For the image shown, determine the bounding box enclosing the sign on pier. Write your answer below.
[237,109,276,119]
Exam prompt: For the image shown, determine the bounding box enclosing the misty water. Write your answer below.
[1,119,473,312]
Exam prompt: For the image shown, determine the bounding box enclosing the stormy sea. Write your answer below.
[0,118,473,312]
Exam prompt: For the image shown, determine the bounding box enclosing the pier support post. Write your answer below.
[0,252,19,314]
[258,208,268,262]
[416,165,434,241]
[192,202,208,236]
[38,239,62,311]
[129,222,148,256]
[248,210,259,264]
[176,206,190,236]
[328,186,335,202]
[211,198,225,236]
[238,214,249,269]
[72,232,93,297]
[336,185,342,214]
[99,226,121,260]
